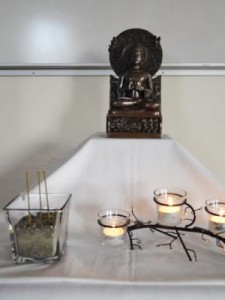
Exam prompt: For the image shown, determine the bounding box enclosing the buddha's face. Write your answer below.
[130,45,147,66]
[131,47,143,64]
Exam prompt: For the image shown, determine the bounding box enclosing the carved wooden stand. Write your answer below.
[107,112,162,138]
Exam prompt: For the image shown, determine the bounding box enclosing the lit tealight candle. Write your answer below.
[205,200,225,234]
[98,209,130,245]
[158,195,181,226]
[103,227,125,237]
[159,205,180,214]
[209,211,225,233]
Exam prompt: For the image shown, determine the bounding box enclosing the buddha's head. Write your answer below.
[129,44,148,66]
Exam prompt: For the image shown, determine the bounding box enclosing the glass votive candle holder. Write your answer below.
[205,199,225,234]
[154,188,187,226]
[2,193,71,263]
[98,209,130,245]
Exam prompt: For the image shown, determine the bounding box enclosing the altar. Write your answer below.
[1,134,225,299]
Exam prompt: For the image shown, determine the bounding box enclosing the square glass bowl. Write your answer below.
[2,193,71,263]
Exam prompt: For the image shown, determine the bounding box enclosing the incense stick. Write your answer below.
[43,170,50,211]
[25,171,32,224]
[37,170,42,211]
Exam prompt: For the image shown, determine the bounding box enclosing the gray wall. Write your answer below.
[0,0,225,65]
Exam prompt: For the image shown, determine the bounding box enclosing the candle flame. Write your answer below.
[168,196,174,206]
[219,209,225,217]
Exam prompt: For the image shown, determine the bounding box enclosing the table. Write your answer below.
[1,134,225,299]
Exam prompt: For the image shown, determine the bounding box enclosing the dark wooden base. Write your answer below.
[106,112,162,138]
[107,132,161,138]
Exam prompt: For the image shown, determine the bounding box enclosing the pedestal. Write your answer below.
[107,111,162,138]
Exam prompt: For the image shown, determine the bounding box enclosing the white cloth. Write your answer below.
[1,134,225,299]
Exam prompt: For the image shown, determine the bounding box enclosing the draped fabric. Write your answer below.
[1,134,225,299]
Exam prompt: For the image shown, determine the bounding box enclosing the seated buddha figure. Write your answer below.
[112,43,154,110]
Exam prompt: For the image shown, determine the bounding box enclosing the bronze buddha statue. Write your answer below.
[113,43,153,109]
[107,28,162,138]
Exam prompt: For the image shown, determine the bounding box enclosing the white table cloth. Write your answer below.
[1,134,225,299]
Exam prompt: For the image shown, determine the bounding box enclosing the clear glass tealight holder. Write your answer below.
[154,188,188,226]
[2,193,71,263]
[205,199,225,234]
[98,209,130,245]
